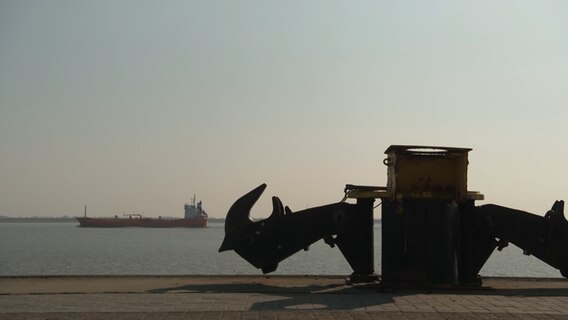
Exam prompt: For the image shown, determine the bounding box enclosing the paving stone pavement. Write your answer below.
[2,276,568,319]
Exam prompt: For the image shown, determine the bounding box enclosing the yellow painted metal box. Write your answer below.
[384,145,471,201]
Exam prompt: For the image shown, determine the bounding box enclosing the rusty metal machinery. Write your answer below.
[218,183,378,282]
[219,145,568,286]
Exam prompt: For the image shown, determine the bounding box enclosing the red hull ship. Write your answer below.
[76,196,208,228]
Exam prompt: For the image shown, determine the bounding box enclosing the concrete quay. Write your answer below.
[2,275,568,319]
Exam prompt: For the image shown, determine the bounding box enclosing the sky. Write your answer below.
[1,1,567,219]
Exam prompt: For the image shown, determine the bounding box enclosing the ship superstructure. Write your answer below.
[184,195,208,220]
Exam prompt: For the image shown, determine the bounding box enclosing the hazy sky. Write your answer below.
[1,1,567,219]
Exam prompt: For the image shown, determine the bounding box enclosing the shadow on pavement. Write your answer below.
[147,282,394,310]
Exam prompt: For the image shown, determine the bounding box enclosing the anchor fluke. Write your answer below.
[218,183,267,252]
[269,196,284,218]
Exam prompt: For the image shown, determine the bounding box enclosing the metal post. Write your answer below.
[336,197,378,283]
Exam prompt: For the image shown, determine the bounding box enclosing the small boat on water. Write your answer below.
[76,195,208,228]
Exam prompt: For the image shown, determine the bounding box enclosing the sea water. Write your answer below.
[0,221,561,277]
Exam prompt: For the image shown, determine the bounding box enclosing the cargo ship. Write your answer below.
[76,196,208,228]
